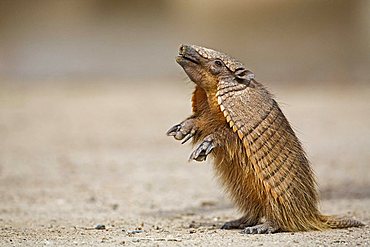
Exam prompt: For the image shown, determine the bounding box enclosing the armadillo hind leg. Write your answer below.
[241,221,279,234]
[221,215,259,230]
[189,134,215,162]
[167,117,197,143]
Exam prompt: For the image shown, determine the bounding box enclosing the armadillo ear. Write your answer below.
[235,69,255,84]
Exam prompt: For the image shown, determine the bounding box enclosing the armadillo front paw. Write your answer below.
[189,136,215,162]
[166,118,197,144]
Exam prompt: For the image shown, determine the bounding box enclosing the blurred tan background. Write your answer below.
[0,0,369,83]
[0,1,369,246]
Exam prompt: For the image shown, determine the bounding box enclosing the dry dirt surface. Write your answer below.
[0,81,369,246]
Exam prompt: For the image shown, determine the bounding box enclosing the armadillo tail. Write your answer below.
[320,215,364,229]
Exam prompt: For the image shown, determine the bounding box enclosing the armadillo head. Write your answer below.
[176,44,255,92]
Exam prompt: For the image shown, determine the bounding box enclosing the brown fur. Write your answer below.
[170,44,364,232]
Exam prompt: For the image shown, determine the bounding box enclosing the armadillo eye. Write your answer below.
[215,60,223,67]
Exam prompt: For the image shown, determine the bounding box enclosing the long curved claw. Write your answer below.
[189,137,215,162]
[181,129,196,144]
[240,222,279,234]
[181,133,194,144]
[221,216,258,230]
[166,118,197,142]
[166,124,181,136]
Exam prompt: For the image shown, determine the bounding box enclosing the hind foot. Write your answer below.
[221,216,258,230]
[241,221,279,234]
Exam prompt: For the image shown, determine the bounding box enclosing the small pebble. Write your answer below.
[167,238,182,242]
[201,201,216,207]
[127,230,143,234]
[95,224,106,230]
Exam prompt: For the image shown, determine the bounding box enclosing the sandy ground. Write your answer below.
[0,80,369,246]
